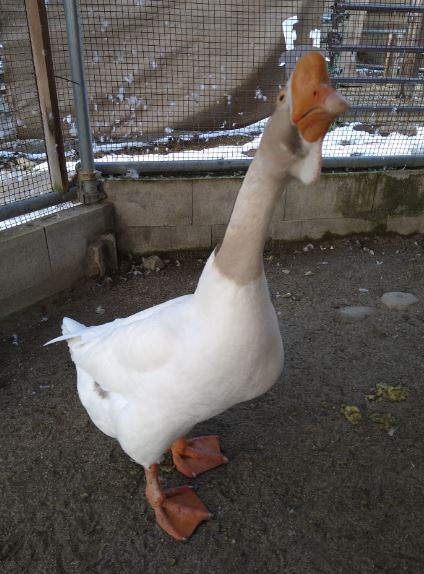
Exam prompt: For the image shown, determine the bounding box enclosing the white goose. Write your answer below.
[47,52,348,541]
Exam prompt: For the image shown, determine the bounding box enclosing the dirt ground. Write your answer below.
[1,234,424,574]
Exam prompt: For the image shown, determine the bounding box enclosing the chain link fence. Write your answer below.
[1,0,423,227]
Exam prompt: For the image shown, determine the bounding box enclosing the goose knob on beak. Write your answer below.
[291,52,350,142]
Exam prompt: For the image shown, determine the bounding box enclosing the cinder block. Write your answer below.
[272,217,385,241]
[104,178,193,227]
[374,169,424,217]
[0,223,50,300]
[44,203,114,274]
[193,178,240,225]
[284,172,377,221]
[387,216,424,235]
[0,268,82,318]
[120,225,211,254]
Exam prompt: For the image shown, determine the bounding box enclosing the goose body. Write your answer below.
[48,52,348,540]
[63,254,283,467]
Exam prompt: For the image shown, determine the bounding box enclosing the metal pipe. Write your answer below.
[334,76,424,84]
[331,45,423,53]
[0,188,77,223]
[63,0,100,204]
[346,105,424,112]
[95,159,251,175]
[323,155,424,170]
[338,3,424,13]
[94,155,424,177]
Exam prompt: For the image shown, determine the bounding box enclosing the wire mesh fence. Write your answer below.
[0,0,77,229]
[1,2,52,213]
[0,0,423,227]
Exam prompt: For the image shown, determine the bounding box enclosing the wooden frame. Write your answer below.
[25,0,68,193]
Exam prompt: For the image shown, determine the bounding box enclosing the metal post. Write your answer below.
[63,0,102,204]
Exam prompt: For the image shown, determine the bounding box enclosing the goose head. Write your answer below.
[258,51,349,185]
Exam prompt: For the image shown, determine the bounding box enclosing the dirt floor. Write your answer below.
[1,234,424,574]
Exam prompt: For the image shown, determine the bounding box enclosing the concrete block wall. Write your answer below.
[0,203,114,317]
[103,169,424,254]
[1,168,423,318]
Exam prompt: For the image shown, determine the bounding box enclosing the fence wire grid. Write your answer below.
[1,0,423,227]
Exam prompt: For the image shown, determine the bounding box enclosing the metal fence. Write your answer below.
[1,0,423,227]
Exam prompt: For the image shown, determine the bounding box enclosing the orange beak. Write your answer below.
[291,52,349,142]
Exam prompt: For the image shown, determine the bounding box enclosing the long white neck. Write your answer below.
[214,111,295,284]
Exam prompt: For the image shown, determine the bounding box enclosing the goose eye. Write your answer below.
[278,91,285,103]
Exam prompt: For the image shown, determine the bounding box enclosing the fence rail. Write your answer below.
[0,0,423,227]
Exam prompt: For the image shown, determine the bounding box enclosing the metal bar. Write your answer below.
[94,156,424,177]
[0,189,77,223]
[333,76,424,83]
[331,45,423,53]
[338,3,424,13]
[346,105,424,112]
[25,0,68,192]
[63,0,93,173]
[95,159,252,175]
[323,156,424,169]
[63,0,101,204]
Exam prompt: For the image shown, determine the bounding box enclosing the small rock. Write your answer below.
[142,255,165,272]
[381,292,418,310]
[11,334,19,346]
[338,306,375,322]
[96,305,105,315]
[281,269,290,274]
[282,292,292,299]
[359,288,369,294]
[303,243,314,252]
[305,270,314,276]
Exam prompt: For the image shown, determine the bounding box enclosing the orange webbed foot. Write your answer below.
[153,485,211,541]
[171,435,229,478]
[145,465,210,541]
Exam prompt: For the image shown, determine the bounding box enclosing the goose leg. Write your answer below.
[171,435,228,478]
[145,464,211,541]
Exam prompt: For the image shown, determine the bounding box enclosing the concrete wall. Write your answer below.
[1,168,423,318]
[0,203,114,317]
[104,169,424,254]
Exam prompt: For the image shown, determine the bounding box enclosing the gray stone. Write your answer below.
[381,292,418,310]
[142,255,165,272]
[85,233,118,278]
[338,306,376,322]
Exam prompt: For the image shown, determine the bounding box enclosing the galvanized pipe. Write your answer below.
[331,45,423,53]
[338,3,424,13]
[0,189,77,223]
[63,0,100,204]
[94,155,424,176]
[334,76,424,84]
